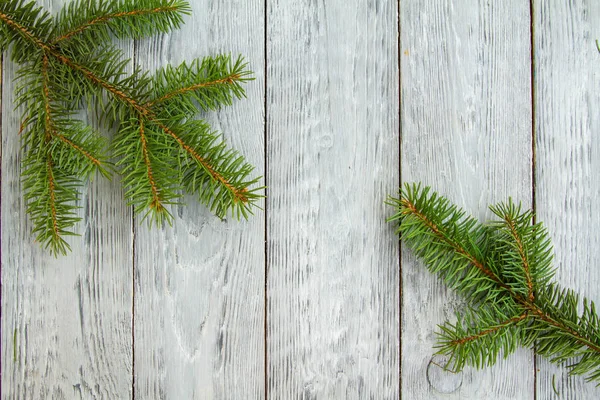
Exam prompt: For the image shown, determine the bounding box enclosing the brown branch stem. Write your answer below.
[46,156,60,239]
[40,54,61,240]
[153,120,248,203]
[52,6,179,43]
[146,73,241,107]
[0,10,46,48]
[401,198,501,283]
[505,215,535,302]
[55,134,101,166]
[41,53,53,141]
[451,313,528,346]
[138,116,162,211]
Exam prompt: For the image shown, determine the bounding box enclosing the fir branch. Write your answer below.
[137,117,161,210]
[499,205,535,300]
[41,47,256,217]
[23,154,80,255]
[0,0,261,254]
[148,55,252,116]
[489,201,555,293]
[44,158,60,241]
[21,50,80,252]
[52,131,104,173]
[387,185,507,305]
[52,0,190,44]
[168,119,261,219]
[112,115,180,225]
[388,183,600,384]
[437,305,528,371]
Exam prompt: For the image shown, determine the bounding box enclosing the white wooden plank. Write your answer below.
[132,0,265,398]
[266,1,399,398]
[534,1,600,397]
[400,1,534,398]
[1,1,133,398]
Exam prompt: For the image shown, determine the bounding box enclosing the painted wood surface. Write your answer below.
[1,0,600,399]
[132,0,265,399]
[266,0,399,398]
[1,1,134,398]
[534,1,600,398]
[400,1,535,398]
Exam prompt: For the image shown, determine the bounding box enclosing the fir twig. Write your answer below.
[388,183,600,384]
[0,0,261,255]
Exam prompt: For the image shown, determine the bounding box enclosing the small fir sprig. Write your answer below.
[0,0,262,255]
[387,183,600,384]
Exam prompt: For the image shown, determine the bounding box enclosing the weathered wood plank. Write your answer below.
[132,0,265,398]
[400,1,534,398]
[534,1,600,397]
[266,1,400,398]
[1,1,133,398]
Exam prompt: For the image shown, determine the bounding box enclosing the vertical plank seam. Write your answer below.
[0,53,4,393]
[397,0,403,398]
[131,40,138,400]
[529,1,537,399]
[131,208,136,400]
[263,0,269,398]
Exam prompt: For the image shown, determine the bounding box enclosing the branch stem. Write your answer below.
[0,10,46,48]
[147,73,241,107]
[55,133,101,166]
[452,313,528,345]
[51,6,179,43]
[505,215,535,301]
[138,116,162,211]
[41,53,60,240]
[46,156,60,240]
[153,120,248,203]
[401,198,500,283]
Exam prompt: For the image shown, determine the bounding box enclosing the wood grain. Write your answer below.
[1,1,133,398]
[400,1,534,398]
[266,1,400,398]
[534,1,600,397]
[4,1,600,398]
[132,0,265,398]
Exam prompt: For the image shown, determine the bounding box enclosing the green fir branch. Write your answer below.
[22,153,80,255]
[52,0,191,45]
[0,0,261,255]
[113,114,180,225]
[388,183,600,384]
[48,122,111,179]
[387,184,506,305]
[173,119,262,219]
[436,304,528,371]
[148,55,252,117]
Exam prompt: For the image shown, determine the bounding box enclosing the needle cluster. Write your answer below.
[0,0,261,255]
[388,183,600,384]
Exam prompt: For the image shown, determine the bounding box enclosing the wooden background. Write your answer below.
[2,0,599,399]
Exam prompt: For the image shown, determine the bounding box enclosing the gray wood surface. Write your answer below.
[1,0,134,398]
[266,1,399,398]
[1,0,600,399]
[401,1,535,398]
[132,0,265,398]
[534,1,600,398]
